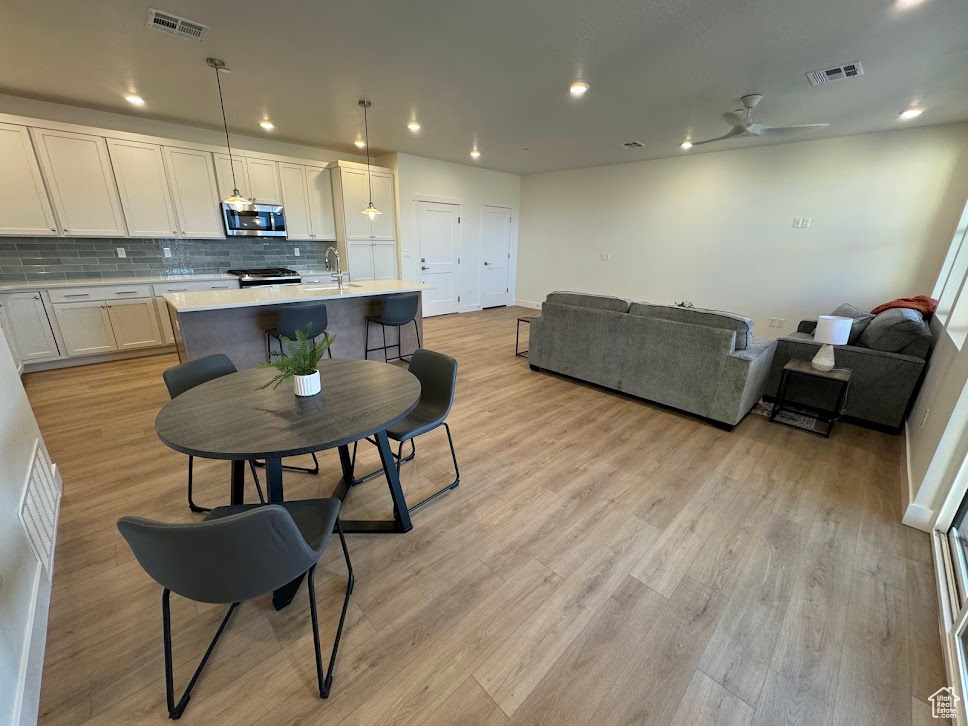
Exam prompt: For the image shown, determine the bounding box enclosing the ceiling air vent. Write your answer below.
[621,141,646,150]
[147,9,209,40]
[806,61,864,86]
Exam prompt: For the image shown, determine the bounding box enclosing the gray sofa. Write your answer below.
[765,315,931,430]
[528,292,777,427]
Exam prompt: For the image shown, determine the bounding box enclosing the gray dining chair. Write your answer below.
[163,354,265,512]
[351,348,460,512]
[117,499,353,719]
[364,292,421,362]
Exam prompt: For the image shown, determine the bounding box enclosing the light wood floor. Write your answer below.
[28,305,947,726]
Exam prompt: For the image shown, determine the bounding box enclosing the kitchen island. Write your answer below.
[165,279,427,370]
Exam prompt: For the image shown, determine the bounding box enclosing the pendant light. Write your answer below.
[206,58,250,212]
[358,99,381,221]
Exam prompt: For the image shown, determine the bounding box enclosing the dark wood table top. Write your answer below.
[156,359,421,460]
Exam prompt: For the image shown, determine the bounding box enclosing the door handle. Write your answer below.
[421,266,430,271]
[484,261,489,266]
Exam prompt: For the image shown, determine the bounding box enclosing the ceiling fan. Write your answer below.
[689,94,829,146]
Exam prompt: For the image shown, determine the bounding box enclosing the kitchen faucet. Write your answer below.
[325,247,344,291]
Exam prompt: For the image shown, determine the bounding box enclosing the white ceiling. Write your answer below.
[0,0,966,175]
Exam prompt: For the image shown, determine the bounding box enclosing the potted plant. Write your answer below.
[260,324,334,396]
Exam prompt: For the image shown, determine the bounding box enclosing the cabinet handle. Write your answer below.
[50,227,56,232]
[168,288,189,292]
[181,230,186,234]
[210,285,230,289]
[63,228,69,233]
[115,291,138,295]
[64,293,90,298]
[172,230,177,234]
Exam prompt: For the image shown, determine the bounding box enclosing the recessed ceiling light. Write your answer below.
[407,120,421,132]
[125,94,145,107]
[569,82,589,97]
[898,107,924,120]
[894,0,926,9]
[354,138,366,148]
[259,119,275,131]
[680,140,693,150]
[470,148,481,159]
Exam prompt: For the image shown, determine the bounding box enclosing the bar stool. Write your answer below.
[364,292,421,363]
[266,302,334,362]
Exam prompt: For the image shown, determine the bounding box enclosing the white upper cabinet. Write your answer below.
[306,167,336,240]
[0,123,58,236]
[369,171,396,240]
[30,128,127,237]
[107,139,179,238]
[162,147,223,239]
[246,158,282,204]
[280,164,336,241]
[279,163,312,239]
[339,167,375,239]
[214,154,250,202]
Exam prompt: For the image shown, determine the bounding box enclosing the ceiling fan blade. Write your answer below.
[690,126,748,146]
[757,123,830,136]
[724,111,748,127]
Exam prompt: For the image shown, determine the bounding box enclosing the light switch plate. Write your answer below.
[163,247,172,258]
[116,247,126,258]
[792,218,801,228]
[600,252,612,262]
[294,247,300,256]
[801,217,811,228]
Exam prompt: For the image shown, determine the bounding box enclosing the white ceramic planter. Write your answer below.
[293,370,321,396]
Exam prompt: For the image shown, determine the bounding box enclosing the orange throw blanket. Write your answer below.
[871,295,938,318]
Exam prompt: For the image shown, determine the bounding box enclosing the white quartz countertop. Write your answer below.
[0,272,237,293]
[165,279,428,313]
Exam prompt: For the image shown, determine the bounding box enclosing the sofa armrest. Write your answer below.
[797,320,817,334]
[708,337,778,426]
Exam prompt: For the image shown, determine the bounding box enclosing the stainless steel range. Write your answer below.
[226,268,302,287]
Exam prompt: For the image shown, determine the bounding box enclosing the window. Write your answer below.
[934,198,968,348]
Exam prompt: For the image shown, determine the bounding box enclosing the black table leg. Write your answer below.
[335,433,414,534]
[230,460,245,505]
[267,456,303,610]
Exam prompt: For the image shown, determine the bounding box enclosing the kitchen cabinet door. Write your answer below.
[0,293,60,360]
[214,154,250,201]
[156,298,176,344]
[0,299,23,373]
[107,139,179,238]
[279,163,312,240]
[30,128,127,237]
[339,167,373,240]
[0,123,59,236]
[162,147,223,238]
[246,158,282,204]
[53,301,117,356]
[369,172,396,240]
[306,166,336,240]
[106,299,163,350]
[372,241,398,280]
[347,241,375,281]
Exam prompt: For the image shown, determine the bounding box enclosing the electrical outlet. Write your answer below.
[792,218,802,228]
[921,408,930,428]
[294,247,300,256]
[777,318,785,327]
[801,217,811,228]
[163,247,172,258]
[768,317,776,327]
[116,247,126,258]
[600,252,612,262]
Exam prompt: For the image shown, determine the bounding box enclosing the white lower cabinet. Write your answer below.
[53,301,117,356]
[0,293,60,360]
[156,298,176,344]
[0,301,23,373]
[107,299,164,349]
[373,241,398,280]
[346,240,398,281]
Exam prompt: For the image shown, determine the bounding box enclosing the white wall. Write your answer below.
[0,327,52,726]
[0,93,365,165]
[384,153,521,311]
[516,124,968,336]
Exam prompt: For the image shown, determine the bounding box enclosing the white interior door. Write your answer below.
[481,205,512,308]
[417,201,460,317]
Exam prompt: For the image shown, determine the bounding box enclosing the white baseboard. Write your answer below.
[902,421,935,532]
[903,502,935,531]
[22,345,176,373]
[513,299,540,310]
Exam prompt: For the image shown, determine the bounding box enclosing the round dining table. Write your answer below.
[155,358,421,608]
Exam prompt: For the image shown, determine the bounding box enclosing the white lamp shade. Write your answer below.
[814,315,852,345]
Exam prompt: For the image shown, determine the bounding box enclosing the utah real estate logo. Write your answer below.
[930,686,960,719]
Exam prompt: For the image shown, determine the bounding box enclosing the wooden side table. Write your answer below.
[516,316,534,357]
[769,359,851,438]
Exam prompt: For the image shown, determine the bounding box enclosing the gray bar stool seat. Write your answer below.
[117,498,353,719]
[364,292,421,362]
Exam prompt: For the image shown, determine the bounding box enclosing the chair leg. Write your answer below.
[406,423,461,514]
[413,318,421,351]
[162,589,238,720]
[350,437,415,485]
[252,453,320,476]
[381,324,388,363]
[247,460,266,504]
[187,456,211,513]
[308,520,354,699]
[363,319,370,360]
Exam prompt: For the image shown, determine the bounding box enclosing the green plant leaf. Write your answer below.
[258,323,335,388]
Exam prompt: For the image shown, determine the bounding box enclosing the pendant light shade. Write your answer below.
[358,99,381,219]
[207,57,251,210]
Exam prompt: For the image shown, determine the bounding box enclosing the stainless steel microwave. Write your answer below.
[220,201,287,237]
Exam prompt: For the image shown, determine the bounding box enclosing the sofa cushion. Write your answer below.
[857,308,931,355]
[829,303,875,344]
[545,291,631,313]
[628,303,753,350]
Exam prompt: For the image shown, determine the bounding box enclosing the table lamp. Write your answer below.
[812,315,852,371]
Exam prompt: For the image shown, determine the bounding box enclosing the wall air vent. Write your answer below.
[621,141,646,149]
[18,441,61,581]
[147,9,209,40]
[806,61,864,86]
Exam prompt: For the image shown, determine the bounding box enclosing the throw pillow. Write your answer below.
[857,308,929,353]
[829,303,875,344]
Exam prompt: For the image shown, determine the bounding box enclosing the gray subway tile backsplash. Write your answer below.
[0,237,334,281]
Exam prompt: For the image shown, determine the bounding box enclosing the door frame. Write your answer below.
[480,203,516,309]
[412,194,464,316]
